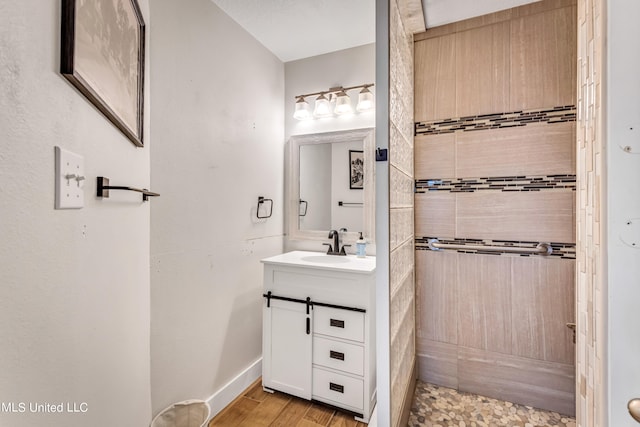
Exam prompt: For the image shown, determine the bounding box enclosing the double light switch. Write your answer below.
[55,146,85,209]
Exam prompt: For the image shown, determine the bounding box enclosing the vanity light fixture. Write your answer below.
[293,83,374,120]
[356,86,374,112]
[293,96,311,120]
[313,93,332,118]
[334,90,353,115]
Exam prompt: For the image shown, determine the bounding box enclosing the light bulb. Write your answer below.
[356,86,374,112]
[293,97,311,120]
[313,93,332,118]
[334,91,353,115]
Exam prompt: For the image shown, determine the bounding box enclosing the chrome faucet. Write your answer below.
[325,228,350,255]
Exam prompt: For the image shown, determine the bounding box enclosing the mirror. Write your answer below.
[288,128,375,244]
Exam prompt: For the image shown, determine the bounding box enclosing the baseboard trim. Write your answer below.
[396,357,417,427]
[205,358,262,421]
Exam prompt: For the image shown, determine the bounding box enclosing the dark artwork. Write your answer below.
[349,150,364,190]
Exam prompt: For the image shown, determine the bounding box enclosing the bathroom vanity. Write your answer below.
[261,251,376,422]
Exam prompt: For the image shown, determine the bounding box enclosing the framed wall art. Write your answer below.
[349,150,364,190]
[61,0,145,147]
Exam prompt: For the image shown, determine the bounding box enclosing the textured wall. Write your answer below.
[149,0,285,416]
[597,1,640,426]
[389,0,416,425]
[0,1,152,426]
[575,0,605,425]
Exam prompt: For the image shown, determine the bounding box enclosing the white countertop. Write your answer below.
[261,250,376,274]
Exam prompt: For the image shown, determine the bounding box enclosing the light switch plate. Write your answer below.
[55,146,85,209]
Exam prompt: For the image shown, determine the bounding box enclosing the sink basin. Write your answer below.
[301,255,351,264]
[261,251,376,273]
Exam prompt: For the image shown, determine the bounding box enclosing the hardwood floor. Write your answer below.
[209,379,367,427]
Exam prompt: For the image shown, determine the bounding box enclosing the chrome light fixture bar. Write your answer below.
[293,83,374,120]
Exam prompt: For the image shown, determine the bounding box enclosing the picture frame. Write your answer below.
[349,150,364,190]
[61,0,145,147]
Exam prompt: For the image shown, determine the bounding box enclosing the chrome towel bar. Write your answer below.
[427,239,552,255]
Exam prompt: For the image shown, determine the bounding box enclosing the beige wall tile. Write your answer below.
[414,192,456,238]
[576,0,605,424]
[455,22,510,118]
[511,257,576,364]
[414,34,456,122]
[416,250,458,344]
[415,133,455,179]
[456,122,576,177]
[457,253,512,353]
[416,339,458,389]
[458,346,575,416]
[456,191,575,242]
[510,6,577,110]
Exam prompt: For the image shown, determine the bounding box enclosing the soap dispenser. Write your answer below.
[356,232,367,258]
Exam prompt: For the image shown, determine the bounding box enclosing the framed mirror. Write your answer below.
[287,128,375,244]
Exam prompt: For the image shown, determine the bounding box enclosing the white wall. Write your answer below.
[285,44,376,141]
[607,1,640,425]
[284,43,376,252]
[374,0,391,423]
[0,1,152,426]
[300,143,332,230]
[149,0,284,416]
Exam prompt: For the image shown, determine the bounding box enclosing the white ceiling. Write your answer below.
[423,0,542,28]
[210,0,541,63]
[210,0,376,63]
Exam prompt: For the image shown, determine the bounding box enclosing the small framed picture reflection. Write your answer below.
[349,150,364,190]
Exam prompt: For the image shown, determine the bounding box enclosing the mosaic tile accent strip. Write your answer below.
[415,237,576,259]
[409,381,577,427]
[415,106,576,136]
[415,175,576,193]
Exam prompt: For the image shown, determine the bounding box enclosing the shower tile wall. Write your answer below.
[389,0,416,425]
[413,0,577,417]
[576,0,605,425]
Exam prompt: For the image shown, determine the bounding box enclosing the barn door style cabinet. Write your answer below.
[261,251,376,422]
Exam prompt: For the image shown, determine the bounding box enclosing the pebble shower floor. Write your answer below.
[409,381,577,427]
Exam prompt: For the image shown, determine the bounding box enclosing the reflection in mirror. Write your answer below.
[288,128,375,244]
[299,143,332,230]
[299,140,364,231]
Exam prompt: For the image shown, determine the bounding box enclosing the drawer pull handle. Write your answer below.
[329,382,344,393]
[330,350,345,361]
[330,319,345,328]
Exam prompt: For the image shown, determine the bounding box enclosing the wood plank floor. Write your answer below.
[209,378,367,427]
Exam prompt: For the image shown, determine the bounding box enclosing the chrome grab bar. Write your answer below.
[629,399,640,423]
[427,239,552,255]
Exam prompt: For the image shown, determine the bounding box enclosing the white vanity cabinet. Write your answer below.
[261,251,376,422]
[262,298,312,399]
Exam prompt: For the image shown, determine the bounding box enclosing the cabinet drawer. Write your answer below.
[313,336,364,376]
[314,306,364,342]
[312,367,364,411]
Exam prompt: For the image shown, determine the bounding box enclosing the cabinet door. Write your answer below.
[262,298,312,399]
